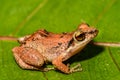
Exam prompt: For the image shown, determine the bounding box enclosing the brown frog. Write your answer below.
[12,23,98,74]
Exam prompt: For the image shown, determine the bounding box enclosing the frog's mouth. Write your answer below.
[73,29,98,42]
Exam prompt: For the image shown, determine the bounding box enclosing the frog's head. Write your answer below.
[73,23,98,43]
[62,23,98,61]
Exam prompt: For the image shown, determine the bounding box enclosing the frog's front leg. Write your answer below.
[12,47,48,71]
[52,55,82,74]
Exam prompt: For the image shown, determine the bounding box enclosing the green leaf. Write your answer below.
[0,0,120,80]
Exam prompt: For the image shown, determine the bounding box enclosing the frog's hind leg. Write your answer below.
[14,52,40,70]
[12,47,44,70]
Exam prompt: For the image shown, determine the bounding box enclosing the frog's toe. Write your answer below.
[69,63,82,73]
[42,67,55,72]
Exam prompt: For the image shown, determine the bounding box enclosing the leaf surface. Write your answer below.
[0,0,120,80]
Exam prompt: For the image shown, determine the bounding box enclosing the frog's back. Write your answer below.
[24,29,74,62]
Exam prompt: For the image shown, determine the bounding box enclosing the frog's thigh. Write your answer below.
[20,47,44,67]
[52,55,69,74]
[15,54,39,70]
[13,47,40,70]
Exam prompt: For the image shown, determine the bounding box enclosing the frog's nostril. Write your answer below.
[89,29,98,34]
[95,29,99,34]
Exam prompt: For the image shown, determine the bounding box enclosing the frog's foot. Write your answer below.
[69,63,82,73]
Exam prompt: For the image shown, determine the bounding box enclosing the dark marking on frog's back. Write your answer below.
[51,42,62,49]
[58,42,62,46]
[37,29,49,37]
[67,38,74,48]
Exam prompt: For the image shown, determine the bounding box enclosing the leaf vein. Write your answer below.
[93,0,116,25]
[108,47,120,71]
[12,0,48,35]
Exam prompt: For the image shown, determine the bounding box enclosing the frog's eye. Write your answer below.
[73,31,85,42]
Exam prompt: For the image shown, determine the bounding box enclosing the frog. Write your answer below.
[12,23,98,74]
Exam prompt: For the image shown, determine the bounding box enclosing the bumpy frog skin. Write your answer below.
[12,23,98,74]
